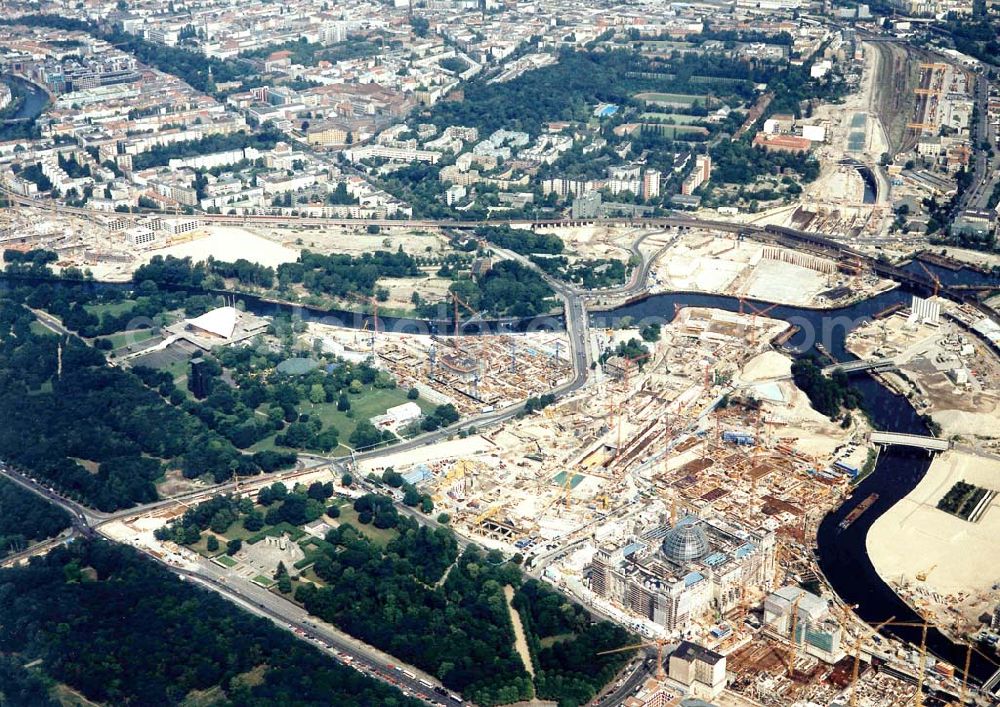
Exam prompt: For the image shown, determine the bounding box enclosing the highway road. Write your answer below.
[0,460,464,706]
[163,555,464,706]
[963,73,999,212]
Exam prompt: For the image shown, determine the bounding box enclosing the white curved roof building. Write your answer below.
[186,306,239,339]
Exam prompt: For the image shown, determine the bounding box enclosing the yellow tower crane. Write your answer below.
[597,638,670,682]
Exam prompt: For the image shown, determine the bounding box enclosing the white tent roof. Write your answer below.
[186,306,238,339]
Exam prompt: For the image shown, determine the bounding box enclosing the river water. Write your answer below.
[597,286,999,687]
[0,75,48,122]
[3,270,999,685]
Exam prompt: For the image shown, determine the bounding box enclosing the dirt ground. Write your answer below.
[867,450,1000,631]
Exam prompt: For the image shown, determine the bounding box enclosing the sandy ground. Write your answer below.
[738,351,793,383]
[735,350,861,460]
[380,275,454,312]
[356,435,494,474]
[504,585,536,678]
[141,226,299,268]
[741,259,830,305]
[868,450,1000,613]
[933,408,1000,438]
[259,225,451,258]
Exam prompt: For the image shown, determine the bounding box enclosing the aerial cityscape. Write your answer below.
[0,0,998,704]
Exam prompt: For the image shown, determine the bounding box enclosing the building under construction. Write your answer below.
[375,333,572,413]
[589,515,776,632]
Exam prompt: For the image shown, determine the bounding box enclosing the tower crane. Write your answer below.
[745,300,779,347]
[451,290,481,338]
[597,638,669,682]
[347,292,379,357]
[918,261,941,299]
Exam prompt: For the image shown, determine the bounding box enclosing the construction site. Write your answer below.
[308,322,574,415]
[640,231,895,307]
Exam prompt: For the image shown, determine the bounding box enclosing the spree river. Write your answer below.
[3,268,999,686]
[598,284,999,688]
[0,75,48,122]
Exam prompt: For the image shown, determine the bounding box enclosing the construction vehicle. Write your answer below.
[916,563,937,582]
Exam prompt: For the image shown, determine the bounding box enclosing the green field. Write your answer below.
[640,123,710,138]
[638,112,706,124]
[29,320,53,336]
[634,92,710,107]
[84,300,137,318]
[105,329,156,349]
[252,387,434,455]
[335,502,400,547]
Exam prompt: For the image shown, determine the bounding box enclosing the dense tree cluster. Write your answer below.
[529,255,629,289]
[436,260,557,319]
[18,279,225,339]
[153,485,634,705]
[709,140,820,185]
[418,403,461,432]
[133,254,274,290]
[475,225,564,255]
[155,483,333,547]
[0,300,272,509]
[937,480,988,519]
[0,655,58,707]
[791,355,863,418]
[240,36,379,68]
[130,127,283,170]
[164,344,400,453]
[600,338,650,367]
[0,478,71,559]
[514,580,635,706]
[276,249,422,300]
[295,527,533,705]
[3,248,57,277]
[0,540,421,706]
[523,393,556,414]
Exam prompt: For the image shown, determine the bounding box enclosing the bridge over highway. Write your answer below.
[870,431,951,452]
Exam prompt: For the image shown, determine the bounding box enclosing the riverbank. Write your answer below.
[867,449,1000,637]
[0,74,48,140]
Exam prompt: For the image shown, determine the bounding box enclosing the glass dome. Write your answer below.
[661,522,710,564]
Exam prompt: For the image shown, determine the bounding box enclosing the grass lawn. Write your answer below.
[165,358,189,384]
[29,320,55,336]
[336,504,399,547]
[539,633,576,648]
[252,575,275,588]
[189,534,221,557]
[251,387,435,455]
[638,112,705,124]
[84,300,137,318]
[221,523,254,542]
[299,567,328,587]
[105,328,156,349]
[215,555,238,568]
[640,124,710,138]
[634,91,708,106]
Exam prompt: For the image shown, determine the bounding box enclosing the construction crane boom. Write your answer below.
[598,638,669,681]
